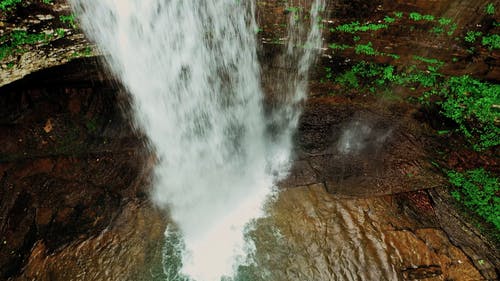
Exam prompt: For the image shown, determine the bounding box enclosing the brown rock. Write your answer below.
[35,208,53,226]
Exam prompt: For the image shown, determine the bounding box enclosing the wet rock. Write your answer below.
[429,187,500,280]
[402,265,442,280]
[15,202,167,281]
[283,98,445,197]
[246,185,483,281]
[0,59,151,280]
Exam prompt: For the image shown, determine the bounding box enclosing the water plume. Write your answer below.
[70,0,323,280]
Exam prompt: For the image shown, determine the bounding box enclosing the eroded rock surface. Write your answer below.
[0,59,153,280]
[0,0,499,280]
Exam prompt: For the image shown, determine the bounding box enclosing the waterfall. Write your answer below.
[70,0,323,280]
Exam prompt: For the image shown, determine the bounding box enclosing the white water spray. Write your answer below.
[70,1,323,280]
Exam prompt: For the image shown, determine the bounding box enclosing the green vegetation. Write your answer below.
[482,34,500,50]
[485,3,495,15]
[0,0,20,10]
[325,55,498,150]
[464,31,482,43]
[449,169,499,231]
[384,16,396,24]
[324,8,499,151]
[438,17,452,26]
[413,55,444,66]
[0,30,49,61]
[60,14,77,29]
[354,42,378,55]
[394,12,403,18]
[409,12,435,22]
[331,21,388,33]
[433,76,500,151]
[0,0,52,10]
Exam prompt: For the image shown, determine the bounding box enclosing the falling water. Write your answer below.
[70,0,323,280]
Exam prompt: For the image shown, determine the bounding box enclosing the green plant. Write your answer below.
[409,12,434,21]
[0,0,20,10]
[60,14,77,29]
[394,12,403,18]
[430,26,444,34]
[485,3,495,15]
[464,31,482,43]
[482,34,500,50]
[413,55,444,66]
[448,169,499,230]
[436,76,500,150]
[438,17,452,25]
[332,21,388,33]
[354,42,378,55]
[384,16,395,23]
[55,28,66,37]
[0,30,49,61]
[447,23,458,36]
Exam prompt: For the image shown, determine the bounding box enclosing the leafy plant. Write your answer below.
[384,16,395,23]
[332,21,388,33]
[0,0,21,10]
[464,31,483,43]
[449,169,499,231]
[438,17,452,25]
[0,30,49,61]
[482,34,500,50]
[485,3,495,15]
[60,14,77,29]
[413,55,444,67]
[409,12,435,21]
[436,76,500,150]
[354,42,378,55]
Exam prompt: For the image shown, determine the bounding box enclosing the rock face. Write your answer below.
[0,0,95,87]
[0,59,157,280]
[0,0,499,280]
[282,98,446,197]
[246,185,484,281]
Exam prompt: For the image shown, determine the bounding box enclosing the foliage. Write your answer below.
[0,0,52,10]
[0,30,49,61]
[485,3,495,15]
[354,42,378,55]
[435,76,500,150]
[384,16,395,23]
[393,12,403,18]
[413,55,444,66]
[448,169,500,231]
[482,34,500,50]
[464,31,483,43]
[60,14,77,29]
[438,17,452,26]
[409,12,435,21]
[325,56,498,151]
[0,0,21,10]
[332,21,388,33]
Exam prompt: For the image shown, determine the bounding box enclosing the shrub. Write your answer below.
[449,169,500,231]
[437,76,500,150]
